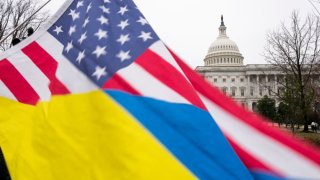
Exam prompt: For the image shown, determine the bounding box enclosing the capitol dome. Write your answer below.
[204,16,244,66]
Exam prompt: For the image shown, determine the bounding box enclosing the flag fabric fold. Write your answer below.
[0,0,319,179]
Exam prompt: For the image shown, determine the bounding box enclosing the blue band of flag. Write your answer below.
[106,90,252,179]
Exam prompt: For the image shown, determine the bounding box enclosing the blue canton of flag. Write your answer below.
[49,0,159,86]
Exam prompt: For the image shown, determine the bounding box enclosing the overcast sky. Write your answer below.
[44,0,315,68]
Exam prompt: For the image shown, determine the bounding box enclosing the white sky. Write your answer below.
[43,0,315,68]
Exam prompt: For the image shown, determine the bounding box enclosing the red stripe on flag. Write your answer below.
[170,49,320,166]
[22,42,70,95]
[0,59,39,105]
[136,49,206,110]
[103,74,140,95]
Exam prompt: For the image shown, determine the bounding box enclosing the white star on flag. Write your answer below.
[78,32,87,44]
[117,50,131,62]
[117,34,130,45]
[118,19,129,30]
[76,50,85,64]
[65,41,73,53]
[100,5,110,14]
[53,26,63,35]
[77,1,84,8]
[137,16,148,26]
[86,3,92,13]
[69,9,80,21]
[118,5,128,15]
[94,29,108,40]
[92,66,107,80]
[68,25,76,36]
[97,15,108,25]
[138,31,153,41]
[92,45,107,58]
[83,17,90,28]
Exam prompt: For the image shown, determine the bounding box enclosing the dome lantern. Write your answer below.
[219,15,227,37]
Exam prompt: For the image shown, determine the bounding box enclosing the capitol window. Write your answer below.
[231,78,235,82]
[250,87,254,96]
[278,87,284,95]
[267,86,271,95]
[240,88,245,97]
[223,78,226,82]
[222,87,228,94]
[250,76,255,83]
[214,78,217,83]
[231,87,236,97]
[240,78,244,82]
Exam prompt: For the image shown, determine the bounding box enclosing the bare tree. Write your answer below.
[0,0,49,51]
[264,11,320,132]
[308,0,320,16]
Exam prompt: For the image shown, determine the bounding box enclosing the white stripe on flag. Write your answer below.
[6,51,51,101]
[117,62,190,104]
[36,33,98,93]
[149,41,189,81]
[0,80,17,101]
[200,95,320,179]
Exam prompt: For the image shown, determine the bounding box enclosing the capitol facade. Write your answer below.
[195,16,281,110]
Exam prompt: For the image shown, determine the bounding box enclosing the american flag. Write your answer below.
[0,0,206,108]
[0,0,168,105]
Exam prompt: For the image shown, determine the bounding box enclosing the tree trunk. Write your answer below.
[291,122,295,133]
[303,118,309,132]
[301,92,309,132]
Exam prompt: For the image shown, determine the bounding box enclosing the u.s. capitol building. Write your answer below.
[195,16,281,110]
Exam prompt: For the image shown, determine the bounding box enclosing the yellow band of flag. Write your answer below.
[0,90,195,180]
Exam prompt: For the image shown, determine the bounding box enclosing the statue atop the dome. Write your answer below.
[221,15,225,26]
